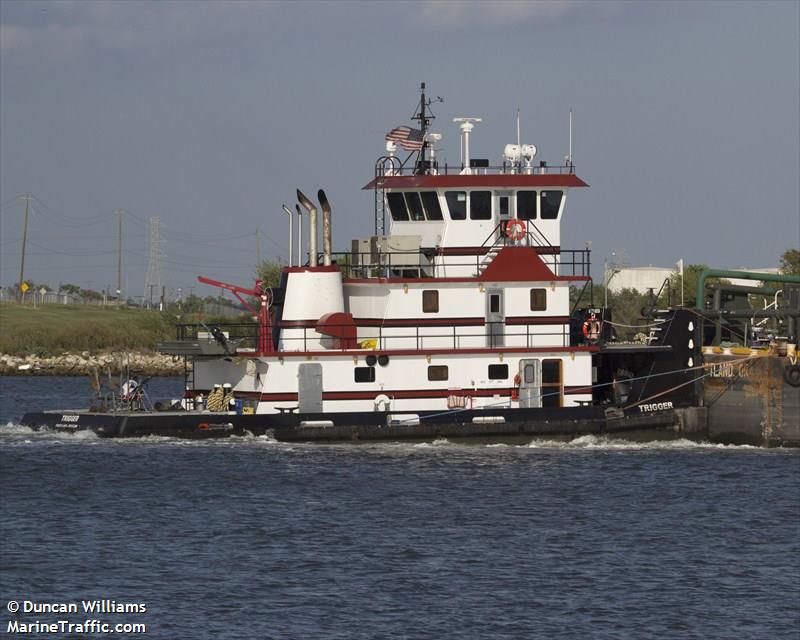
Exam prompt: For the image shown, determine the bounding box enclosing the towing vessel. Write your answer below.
[21,85,799,445]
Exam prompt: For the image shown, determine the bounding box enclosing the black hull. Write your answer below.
[20,406,685,443]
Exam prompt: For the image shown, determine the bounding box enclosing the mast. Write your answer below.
[412,82,441,175]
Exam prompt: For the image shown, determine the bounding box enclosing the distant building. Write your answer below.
[606,266,674,294]
[605,266,782,294]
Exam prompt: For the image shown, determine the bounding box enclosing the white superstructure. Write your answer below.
[183,88,601,417]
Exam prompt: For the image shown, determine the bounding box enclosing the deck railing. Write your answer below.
[171,321,576,354]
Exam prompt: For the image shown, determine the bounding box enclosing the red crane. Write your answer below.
[197,276,274,354]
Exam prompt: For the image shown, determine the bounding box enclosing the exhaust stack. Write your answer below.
[281,204,294,267]
[318,189,332,267]
[297,189,318,267]
[295,204,303,267]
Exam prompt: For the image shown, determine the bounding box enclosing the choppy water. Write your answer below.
[1,376,798,639]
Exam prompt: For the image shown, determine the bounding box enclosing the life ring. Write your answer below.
[783,364,800,387]
[582,320,601,342]
[374,394,391,411]
[505,218,526,241]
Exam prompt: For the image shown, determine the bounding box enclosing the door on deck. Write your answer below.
[298,363,323,413]
[495,191,513,242]
[541,359,563,407]
[486,289,505,348]
[518,359,542,408]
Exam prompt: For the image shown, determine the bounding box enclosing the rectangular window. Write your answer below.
[428,365,449,381]
[386,192,409,221]
[540,191,563,219]
[405,192,425,221]
[470,191,492,220]
[530,288,547,311]
[498,196,509,218]
[517,191,537,220]
[422,290,439,313]
[421,191,443,220]
[488,364,508,380]
[354,367,375,383]
[445,191,467,220]
[490,294,501,313]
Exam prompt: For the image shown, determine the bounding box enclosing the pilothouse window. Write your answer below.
[470,191,492,220]
[445,191,466,220]
[386,192,409,221]
[421,192,443,220]
[405,192,425,221]
[517,191,537,220]
[540,191,563,219]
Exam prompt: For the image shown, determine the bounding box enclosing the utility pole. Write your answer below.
[116,209,123,305]
[256,228,262,265]
[18,194,31,302]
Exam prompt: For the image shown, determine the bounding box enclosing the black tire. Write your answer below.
[783,364,800,387]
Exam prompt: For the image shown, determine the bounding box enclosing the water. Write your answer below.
[1,377,798,639]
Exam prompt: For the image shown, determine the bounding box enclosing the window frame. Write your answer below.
[422,290,439,313]
[354,366,376,383]
[427,365,449,381]
[386,192,410,221]
[530,288,547,311]
[469,190,492,220]
[488,364,509,380]
[445,191,467,220]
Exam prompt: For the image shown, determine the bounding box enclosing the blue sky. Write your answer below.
[1,0,798,299]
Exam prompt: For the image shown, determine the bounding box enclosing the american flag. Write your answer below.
[385,125,424,151]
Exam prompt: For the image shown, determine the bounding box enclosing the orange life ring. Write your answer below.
[505,218,526,241]
[582,320,601,342]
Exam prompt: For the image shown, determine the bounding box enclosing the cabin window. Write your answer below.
[498,196,510,218]
[405,192,425,221]
[387,192,409,221]
[422,290,439,313]
[445,191,467,220]
[490,294,501,313]
[524,363,537,384]
[428,365,449,381]
[354,367,375,383]
[540,191,563,219]
[470,191,492,220]
[517,191,537,220]
[488,364,508,380]
[530,288,547,311]
[421,191,443,220]
[541,358,562,407]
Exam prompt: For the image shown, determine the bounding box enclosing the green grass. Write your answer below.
[0,304,176,356]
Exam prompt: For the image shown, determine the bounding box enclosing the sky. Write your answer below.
[1,0,798,301]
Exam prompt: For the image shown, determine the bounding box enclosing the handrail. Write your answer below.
[170,320,579,353]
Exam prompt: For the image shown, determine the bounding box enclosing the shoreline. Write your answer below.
[0,351,183,377]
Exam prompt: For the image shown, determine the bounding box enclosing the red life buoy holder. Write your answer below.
[505,218,526,241]
[511,373,521,401]
[582,319,601,342]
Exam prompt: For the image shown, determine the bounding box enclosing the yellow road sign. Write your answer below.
[20,282,29,293]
